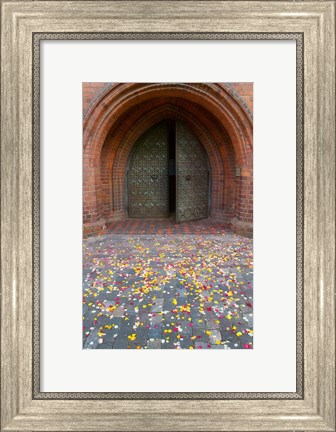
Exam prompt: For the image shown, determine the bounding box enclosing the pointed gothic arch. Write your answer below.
[83,83,253,236]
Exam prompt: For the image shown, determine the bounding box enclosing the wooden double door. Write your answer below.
[127,121,210,223]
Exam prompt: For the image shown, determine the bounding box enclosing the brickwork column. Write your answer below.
[231,166,253,237]
[83,149,106,236]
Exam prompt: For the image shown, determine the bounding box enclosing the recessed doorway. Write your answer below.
[127,120,210,223]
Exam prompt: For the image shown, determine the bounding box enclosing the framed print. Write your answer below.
[1,1,335,431]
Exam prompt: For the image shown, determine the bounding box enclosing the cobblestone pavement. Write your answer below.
[83,231,253,349]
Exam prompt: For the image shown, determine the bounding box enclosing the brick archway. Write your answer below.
[83,83,253,236]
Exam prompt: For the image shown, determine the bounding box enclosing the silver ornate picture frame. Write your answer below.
[1,1,335,431]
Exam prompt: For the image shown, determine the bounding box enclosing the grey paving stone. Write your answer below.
[163,296,175,310]
[117,319,135,340]
[128,340,146,349]
[150,313,162,326]
[236,332,253,346]
[179,321,193,336]
[138,309,150,322]
[151,298,164,313]
[243,313,253,327]
[209,330,222,345]
[226,340,242,349]
[147,339,161,349]
[179,338,193,349]
[195,341,211,350]
[113,336,129,349]
[148,325,162,339]
[211,344,224,349]
[109,317,122,327]
[102,300,116,310]
[190,312,206,327]
[83,332,99,349]
[135,325,148,342]
[206,317,220,330]
[112,306,125,317]
[192,327,208,343]
[97,340,114,349]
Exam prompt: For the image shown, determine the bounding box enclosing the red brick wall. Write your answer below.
[83,82,253,117]
[227,82,253,114]
[82,82,110,114]
[235,174,253,222]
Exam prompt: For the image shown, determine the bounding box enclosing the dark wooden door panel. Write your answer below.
[128,123,169,218]
[176,122,209,223]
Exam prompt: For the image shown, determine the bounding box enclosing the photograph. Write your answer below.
[82,82,254,349]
